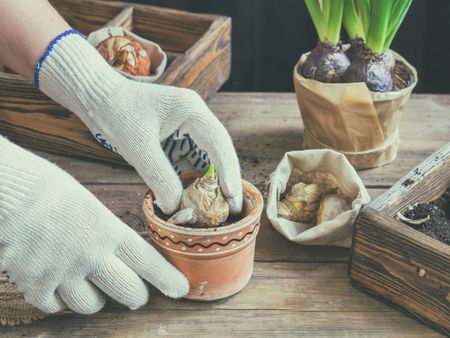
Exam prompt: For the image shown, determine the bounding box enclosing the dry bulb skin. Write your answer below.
[343,48,393,92]
[168,164,230,227]
[301,42,350,83]
[277,181,352,225]
[96,36,151,76]
[277,182,322,223]
[316,193,352,224]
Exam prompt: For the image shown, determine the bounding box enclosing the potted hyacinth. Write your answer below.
[143,165,264,301]
[294,0,417,169]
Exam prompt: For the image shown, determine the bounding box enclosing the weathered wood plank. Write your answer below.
[131,0,214,53]
[370,142,450,215]
[16,93,449,189]
[2,310,439,338]
[350,143,450,335]
[158,17,231,91]
[2,91,447,335]
[350,207,450,335]
[50,0,126,34]
[0,263,439,337]
[105,6,134,31]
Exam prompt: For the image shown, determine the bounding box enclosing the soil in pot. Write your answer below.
[153,204,242,228]
[392,59,415,90]
[401,188,450,245]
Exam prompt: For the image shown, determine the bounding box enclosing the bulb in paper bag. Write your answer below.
[97,36,151,76]
[277,182,322,222]
[316,193,351,224]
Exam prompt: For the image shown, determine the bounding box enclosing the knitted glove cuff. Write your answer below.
[34,29,83,89]
[37,29,124,116]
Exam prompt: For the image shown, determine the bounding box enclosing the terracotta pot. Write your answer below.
[293,50,417,169]
[143,178,264,301]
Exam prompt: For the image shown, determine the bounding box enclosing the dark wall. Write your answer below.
[126,0,450,93]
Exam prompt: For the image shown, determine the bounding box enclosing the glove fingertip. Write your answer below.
[227,194,243,215]
[160,271,190,299]
[27,294,66,314]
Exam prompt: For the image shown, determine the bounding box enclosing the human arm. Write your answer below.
[0,0,243,214]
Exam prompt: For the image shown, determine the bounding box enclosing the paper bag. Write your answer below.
[87,26,167,83]
[294,51,417,169]
[266,150,371,248]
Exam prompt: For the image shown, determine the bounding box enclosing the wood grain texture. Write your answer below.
[131,1,214,53]
[2,92,446,336]
[50,0,126,34]
[350,145,450,335]
[0,263,440,337]
[370,142,450,215]
[106,6,134,30]
[5,93,447,189]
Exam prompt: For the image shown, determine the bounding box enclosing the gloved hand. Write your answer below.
[162,130,210,176]
[37,30,242,215]
[0,136,189,314]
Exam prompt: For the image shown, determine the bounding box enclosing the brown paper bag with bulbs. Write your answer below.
[266,149,371,248]
[294,51,417,169]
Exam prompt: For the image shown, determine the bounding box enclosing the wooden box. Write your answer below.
[349,142,450,335]
[0,0,231,164]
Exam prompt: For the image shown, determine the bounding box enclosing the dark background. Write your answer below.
[126,0,450,93]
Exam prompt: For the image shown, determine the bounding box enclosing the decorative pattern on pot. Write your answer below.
[146,210,260,256]
[143,179,264,301]
[293,50,417,170]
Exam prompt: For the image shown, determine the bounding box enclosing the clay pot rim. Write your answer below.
[143,178,264,236]
[294,48,418,99]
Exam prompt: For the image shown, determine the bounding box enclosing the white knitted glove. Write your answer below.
[0,136,189,314]
[37,30,242,215]
[162,130,210,176]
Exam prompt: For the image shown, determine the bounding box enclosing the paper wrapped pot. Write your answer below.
[293,51,417,169]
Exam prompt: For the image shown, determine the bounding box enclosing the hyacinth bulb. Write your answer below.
[316,193,351,224]
[96,36,151,76]
[168,164,229,227]
[301,42,350,83]
[277,182,322,223]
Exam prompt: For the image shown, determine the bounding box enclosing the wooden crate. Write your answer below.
[0,0,231,164]
[349,142,450,335]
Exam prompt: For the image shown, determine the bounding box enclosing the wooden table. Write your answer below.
[1,93,449,337]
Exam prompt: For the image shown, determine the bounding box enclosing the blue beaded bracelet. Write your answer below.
[34,29,83,89]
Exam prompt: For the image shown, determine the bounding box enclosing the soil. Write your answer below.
[403,188,450,245]
[402,178,415,187]
[392,59,415,90]
[153,202,243,229]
